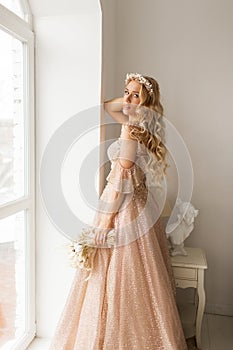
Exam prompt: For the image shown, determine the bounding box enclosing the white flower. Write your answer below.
[66,227,116,272]
[125,73,154,95]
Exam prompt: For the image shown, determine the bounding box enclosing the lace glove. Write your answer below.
[66,187,125,280]
[92,184,126,246]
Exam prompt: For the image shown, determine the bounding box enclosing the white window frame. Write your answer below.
[0,2,35,350]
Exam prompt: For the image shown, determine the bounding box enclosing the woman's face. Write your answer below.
[123,80,141,117]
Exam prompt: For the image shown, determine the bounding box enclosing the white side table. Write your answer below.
[171,247,208,349]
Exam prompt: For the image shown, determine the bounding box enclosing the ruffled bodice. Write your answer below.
[107,138,149,168]
[106,138,150,193]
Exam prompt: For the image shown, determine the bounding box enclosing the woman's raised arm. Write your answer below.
[104,97,129,125]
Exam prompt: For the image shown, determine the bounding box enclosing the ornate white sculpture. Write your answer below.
[166,198,199,256]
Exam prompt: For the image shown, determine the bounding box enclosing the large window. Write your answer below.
[0,1,35,349]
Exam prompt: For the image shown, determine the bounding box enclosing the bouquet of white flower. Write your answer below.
[66,226,116,275]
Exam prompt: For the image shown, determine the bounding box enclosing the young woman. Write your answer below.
[49,73,188,349]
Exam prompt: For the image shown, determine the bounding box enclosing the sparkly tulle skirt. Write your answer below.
[49,154,188,349]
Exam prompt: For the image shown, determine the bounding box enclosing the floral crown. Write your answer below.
[125,72,154,96]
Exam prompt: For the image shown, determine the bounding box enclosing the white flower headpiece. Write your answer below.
[125,72,154,96]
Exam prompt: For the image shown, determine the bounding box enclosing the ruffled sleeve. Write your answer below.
[106,158,146,193]
[107,138,121,162]
[91,140,148,235]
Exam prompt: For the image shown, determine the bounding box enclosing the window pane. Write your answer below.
[0,29,26,206]
[0,0,24,19]
[0,210,26,348]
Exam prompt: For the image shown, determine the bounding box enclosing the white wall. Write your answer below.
[100,0,122,184]
[100,0,116,101]
[31,0,233,340]
[31,2,102,338]
[110,0,233,315]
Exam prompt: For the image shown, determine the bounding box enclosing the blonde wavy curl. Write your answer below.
[124,75,170,187]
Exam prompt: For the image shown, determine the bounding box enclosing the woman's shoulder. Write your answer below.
[120,122,138,142]
[121,120,142,131]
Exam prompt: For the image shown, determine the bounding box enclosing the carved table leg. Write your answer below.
[196,269,205,349]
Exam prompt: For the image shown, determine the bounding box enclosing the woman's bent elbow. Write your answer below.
[118,159,135,169]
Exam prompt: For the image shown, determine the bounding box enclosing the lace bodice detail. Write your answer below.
[106,138,151,193]
[107,138,149,168]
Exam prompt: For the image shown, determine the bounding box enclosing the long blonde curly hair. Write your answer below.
[125,74,169,186]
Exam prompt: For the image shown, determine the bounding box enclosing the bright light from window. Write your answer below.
[0,0,24,19]
[0,29,25,205]
[0,210,26,348]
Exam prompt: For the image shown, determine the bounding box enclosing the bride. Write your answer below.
[49,73,188,349]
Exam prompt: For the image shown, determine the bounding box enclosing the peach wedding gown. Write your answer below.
[49,138,188,350]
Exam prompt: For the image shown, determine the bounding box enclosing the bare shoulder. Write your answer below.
[120,123,136,141]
